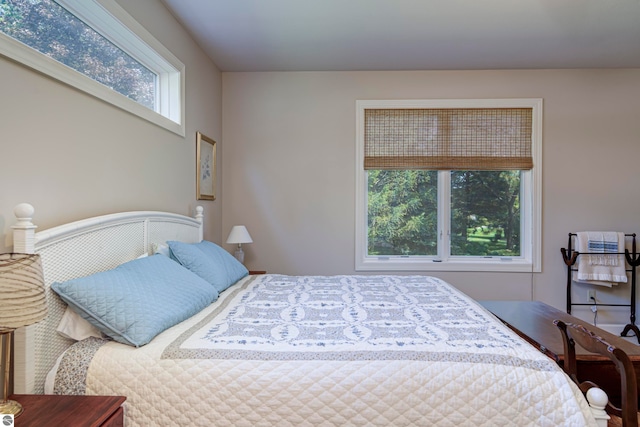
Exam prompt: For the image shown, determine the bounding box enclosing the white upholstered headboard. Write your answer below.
[11,203,204,394]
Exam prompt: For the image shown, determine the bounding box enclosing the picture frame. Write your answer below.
[196,131,216,200]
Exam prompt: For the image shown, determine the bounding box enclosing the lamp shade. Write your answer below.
[226,226,253,245]
[0,253,47,329]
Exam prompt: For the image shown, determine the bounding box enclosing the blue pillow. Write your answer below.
[167,240,248,293]
[51,255,218,347]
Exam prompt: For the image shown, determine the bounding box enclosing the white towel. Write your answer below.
[573,231,627,287]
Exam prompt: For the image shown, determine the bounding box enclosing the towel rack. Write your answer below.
[561,232,640,343]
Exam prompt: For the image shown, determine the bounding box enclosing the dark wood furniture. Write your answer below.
[480,300,640,407]
[556,320,638,427]
[249,270,266,275]
[10,394,125,427]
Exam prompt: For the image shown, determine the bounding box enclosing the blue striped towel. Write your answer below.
[573,231,627,286]
[586,231,620,265]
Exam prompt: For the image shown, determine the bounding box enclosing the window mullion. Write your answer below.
[438,170,451,261]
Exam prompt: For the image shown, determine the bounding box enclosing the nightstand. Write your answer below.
[10,394,125,427]
[249,270,266,275]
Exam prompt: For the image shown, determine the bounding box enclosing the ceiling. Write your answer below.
[161,0,640,72]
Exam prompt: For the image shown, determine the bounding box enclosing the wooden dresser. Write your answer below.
[480,300,640,407]
[10,394,125,427]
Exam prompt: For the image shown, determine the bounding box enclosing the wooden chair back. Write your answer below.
[555,320,639,427]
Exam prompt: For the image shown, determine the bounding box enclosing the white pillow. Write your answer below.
[56,306,103,341]
[151,242,171,257]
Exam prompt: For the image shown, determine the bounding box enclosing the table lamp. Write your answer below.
[0,253,48,417]
[226,226,253,264]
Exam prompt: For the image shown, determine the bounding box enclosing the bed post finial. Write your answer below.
[12,203,37,254]
[195,206,204,241]
[586,387,610,427]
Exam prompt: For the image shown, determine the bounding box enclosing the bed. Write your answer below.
[10,203,602,426]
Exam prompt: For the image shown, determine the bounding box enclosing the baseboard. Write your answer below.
[595,323,626,334]
[595,323,639,344]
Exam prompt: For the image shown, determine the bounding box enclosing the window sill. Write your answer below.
[356,257,538,273]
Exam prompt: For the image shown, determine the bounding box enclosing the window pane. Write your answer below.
[0,0,156,109]
[450,171,521,256]
[367,170,438,256]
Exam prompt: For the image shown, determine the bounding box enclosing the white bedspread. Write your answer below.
[51,275,597,426]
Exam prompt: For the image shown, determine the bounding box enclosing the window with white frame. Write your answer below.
[0,0,185,135]
[355,99,542,272]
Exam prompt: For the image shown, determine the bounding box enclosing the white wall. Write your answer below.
[222,69,640,324]
[0,0,223,251]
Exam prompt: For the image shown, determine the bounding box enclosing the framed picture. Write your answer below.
[196,131,216,200]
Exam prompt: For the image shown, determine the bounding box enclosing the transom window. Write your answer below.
[355,99,542,272]
[0,0,185,135]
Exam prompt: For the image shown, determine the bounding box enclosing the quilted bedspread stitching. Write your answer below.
[70,275,598,426]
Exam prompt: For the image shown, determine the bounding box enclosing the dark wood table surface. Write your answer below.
[479,300,640,406]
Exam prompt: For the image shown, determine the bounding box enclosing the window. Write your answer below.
[355,99,542,272]
[0,0,185,135]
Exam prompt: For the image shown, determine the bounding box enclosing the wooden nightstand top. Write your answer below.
[10,394,125,427]
[249,270,266,275]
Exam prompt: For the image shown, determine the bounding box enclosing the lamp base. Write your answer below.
[234,246,245,264]
[0,398,23,417]
[1,329,22,417]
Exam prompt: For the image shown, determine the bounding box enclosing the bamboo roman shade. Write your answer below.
[364,108,533,170]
